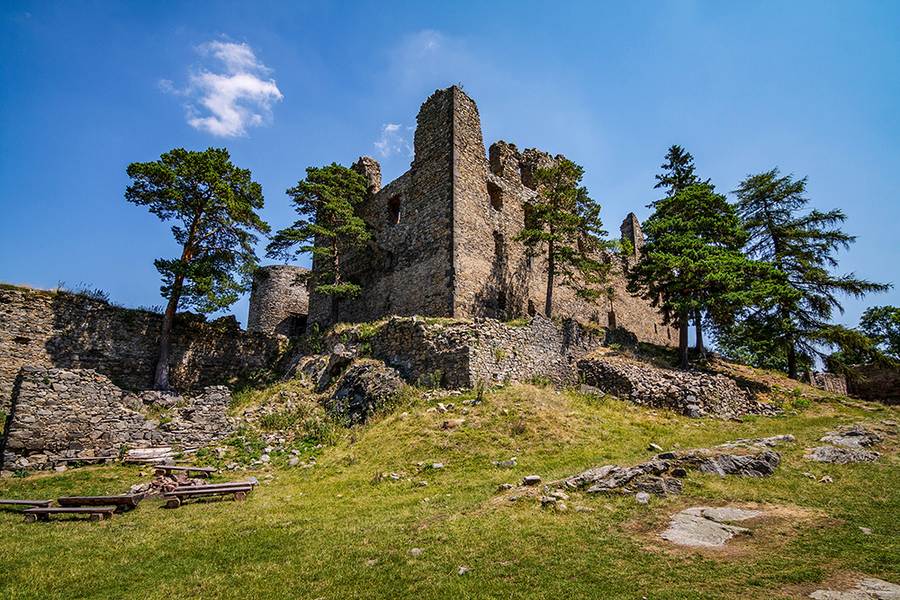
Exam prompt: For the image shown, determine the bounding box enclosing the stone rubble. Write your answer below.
[577,355,778,419]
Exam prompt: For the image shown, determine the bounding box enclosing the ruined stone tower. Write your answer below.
[247,265,309,336]
[305,86,677,346]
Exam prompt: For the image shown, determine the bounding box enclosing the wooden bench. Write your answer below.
[57,456,118,464]
[23,506,116,522]
[0,499,53,509]
[163,485,253,508]
[57,493,144,512]
[172,479,258,493]
[154,465,217,478]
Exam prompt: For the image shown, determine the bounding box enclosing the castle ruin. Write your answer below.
[255,86,675,346]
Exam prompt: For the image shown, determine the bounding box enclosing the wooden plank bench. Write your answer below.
[154,465,217,478]
[0,499,53,509]
[163,485,253,508]
[172,479,258,493]
[23,506,116,522]
[57,493,144,512]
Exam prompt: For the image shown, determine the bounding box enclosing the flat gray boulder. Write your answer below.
[820,424,882,449]
[809,577,900,599]
[661,506,763,548]
[805,446,880,464]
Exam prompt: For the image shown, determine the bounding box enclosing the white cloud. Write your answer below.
[162,40,283,137]
[374,122,413,158]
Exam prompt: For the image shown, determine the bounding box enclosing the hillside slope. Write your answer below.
[0,380,897,599]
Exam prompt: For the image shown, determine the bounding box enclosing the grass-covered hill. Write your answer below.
[1,374,897,599]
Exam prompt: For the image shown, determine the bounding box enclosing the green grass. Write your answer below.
[0,384,897,599]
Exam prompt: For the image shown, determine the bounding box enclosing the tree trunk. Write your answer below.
[153,288,180,390]
[787,339,798,380]
[331,239,340,324]
[694,308,705,357]
[154,213,199,391]
[545,238,555,318]
[678,308,690,370]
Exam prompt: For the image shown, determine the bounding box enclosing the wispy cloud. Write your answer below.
[374,122,413,158]
[162,40,283,137]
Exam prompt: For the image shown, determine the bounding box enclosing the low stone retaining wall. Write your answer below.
[325,315,604,388]
[577,355,777,419]
[1,367,234,471]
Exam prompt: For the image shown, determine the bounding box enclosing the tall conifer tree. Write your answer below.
[723,168,890,378]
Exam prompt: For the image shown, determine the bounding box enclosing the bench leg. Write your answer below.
[165,497,182,509]
[90,513,102,522]
[24,513,37,523]
[233,491,247,502]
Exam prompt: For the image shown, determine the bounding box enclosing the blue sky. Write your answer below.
[1,1,897,328]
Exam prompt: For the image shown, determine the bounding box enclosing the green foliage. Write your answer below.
[267,163,369,307]
[859,305,900,359]
[126,147,270,314]
[720,168,890,377]
[516,158,614,316]
[627,182,780,366]
[650,144,710,204]
[57,281,111,303]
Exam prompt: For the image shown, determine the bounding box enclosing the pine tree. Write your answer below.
[650,145,711,352]
[652,144,709,202]
[627,183,778,369]
[125,148,270,390]
[726,168,890,379]
[267,163,369,323]
[516,158,613,317]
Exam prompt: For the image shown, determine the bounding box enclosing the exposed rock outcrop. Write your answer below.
[661,506,763,548]
[326,361,406,425]
[557,447,781,497]
[804,446,880,464]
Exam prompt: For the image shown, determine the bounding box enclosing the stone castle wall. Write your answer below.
[308,88,458,327]
[0,285,287,415]
[1,367,233,471]
[306,86,677,347]
[248,265,309,336]
[327,315,605,389]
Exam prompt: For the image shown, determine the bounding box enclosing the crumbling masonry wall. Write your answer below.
[1,367,233,470]
[0,285,287,415]
[306,86,677,347]
[326,315,605,389]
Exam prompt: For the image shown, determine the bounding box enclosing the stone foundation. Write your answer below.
[1,367,234,471]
